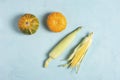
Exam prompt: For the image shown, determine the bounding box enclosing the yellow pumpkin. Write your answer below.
[18,14,39,35]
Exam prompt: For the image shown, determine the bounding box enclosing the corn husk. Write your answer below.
[61,32,93,73]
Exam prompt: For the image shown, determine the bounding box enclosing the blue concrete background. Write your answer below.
[0,0,120,80]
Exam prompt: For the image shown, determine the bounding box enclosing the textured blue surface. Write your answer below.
[0,0,120,80]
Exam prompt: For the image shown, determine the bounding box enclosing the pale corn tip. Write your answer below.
[44,57,53,68]
[72,26,82,34]
[76,26,82,32]
[90,32,93,35]
[89,32,93,38]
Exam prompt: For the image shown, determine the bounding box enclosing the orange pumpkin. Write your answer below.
[47,12,67,32]
[18,14,39,35]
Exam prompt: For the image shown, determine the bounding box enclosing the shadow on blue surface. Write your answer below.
[11,14,23,34]
[41,12,51,32]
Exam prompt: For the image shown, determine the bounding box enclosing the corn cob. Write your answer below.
[44,27,82,68]
[61,32,93,73]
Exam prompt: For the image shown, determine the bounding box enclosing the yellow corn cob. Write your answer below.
[44,27,82,68]
[61,32,93,73]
